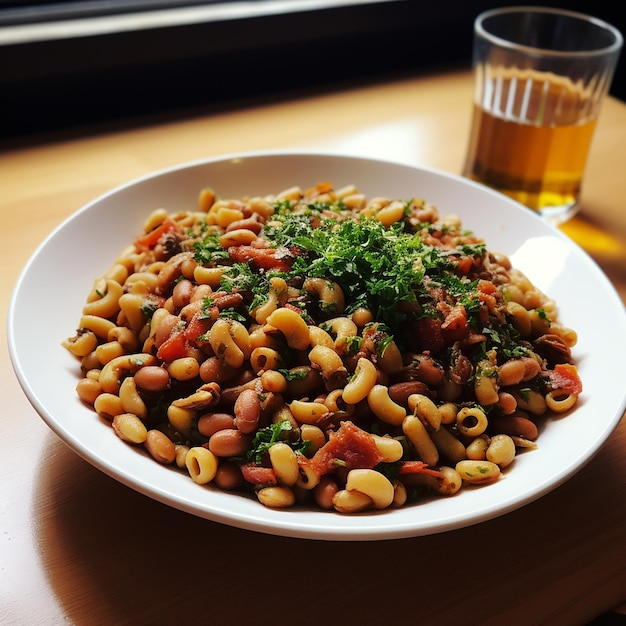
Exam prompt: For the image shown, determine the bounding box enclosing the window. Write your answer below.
[1,1,623,137]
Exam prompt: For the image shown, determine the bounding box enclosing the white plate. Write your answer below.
[8,151,626,540]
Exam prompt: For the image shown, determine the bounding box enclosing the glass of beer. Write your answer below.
[463,7,622,223]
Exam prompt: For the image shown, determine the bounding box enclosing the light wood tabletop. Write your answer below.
[2,68,626,626]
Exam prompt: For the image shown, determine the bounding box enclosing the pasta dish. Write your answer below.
[63,182,582,513]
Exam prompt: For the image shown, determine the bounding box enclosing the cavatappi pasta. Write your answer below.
[64,181,582,513]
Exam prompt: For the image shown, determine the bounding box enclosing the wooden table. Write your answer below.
[2,69,626,626]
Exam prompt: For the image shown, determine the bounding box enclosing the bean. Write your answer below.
[199,356,237,384]
[167,357,200,381]
[234,388,261,434]
[208,429,251,457]
[134,365,170,392]
[260,369,288,393]
[486,434,516,468]
[214,461,244,491]
[257,486,296,508]
[154,312,179,347]
[498,359,525,386]
[197,412,235,438]
[413,355,443,385]
[497,392,517,415]
[492,414,538,441]
[388,381,428,406]
[456,459,500,484]
[520,356,542,381]
[466,435,490,460]
[112,413,148,444]
[144,429,176,464]
[313,476,339,510]
[76,377,102,406]
[332,489,373,513]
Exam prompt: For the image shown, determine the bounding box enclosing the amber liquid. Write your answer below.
[464,72,597,219]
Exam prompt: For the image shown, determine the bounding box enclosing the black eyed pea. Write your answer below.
[465,434,490,460]
[332,488,374,514]
[431,466,463,496]
[299,424,327,454]
[76,377,102,406]
[112,413,148,444]
[392,479,408,507]
[256,486,296,508]
[167,404,195,439]
[486,434,516,468]
[174,444,190,469]
[167,357,200,382]
[456,459,501,485]
[93,392,124,421]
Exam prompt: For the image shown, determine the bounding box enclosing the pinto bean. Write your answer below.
[197,412,235,437]
[234,388,261,434]
[156,252,192,295]
[388,381,428,406]
[154,312,179,348]
[498,359,525,387]
[172,279,194,310]
[199,356,238,384]
[208,429,252,457]
[491,414,539,441]
[134,365,170,392]
[313,476,340,510]
[214,461,244,490]
[225,215,264,234]
[144,429,176,464]
[413,355,444,385]
[520,356,542,381]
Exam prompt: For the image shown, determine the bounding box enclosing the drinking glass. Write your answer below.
[463,6,623,223]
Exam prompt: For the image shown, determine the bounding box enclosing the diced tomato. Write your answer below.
[454,256,474,275]
[308,421,383,476]
[441,305,468,343]
[228,246,292,272]
[183,312,213,345]
[135,218,181,251]
[156,333,187,363]
[398,461,444,478]
[477,279,497,294]
[240,463,277,486]
[549,363,583,396]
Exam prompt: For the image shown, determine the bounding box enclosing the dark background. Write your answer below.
[1,0,624,140]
